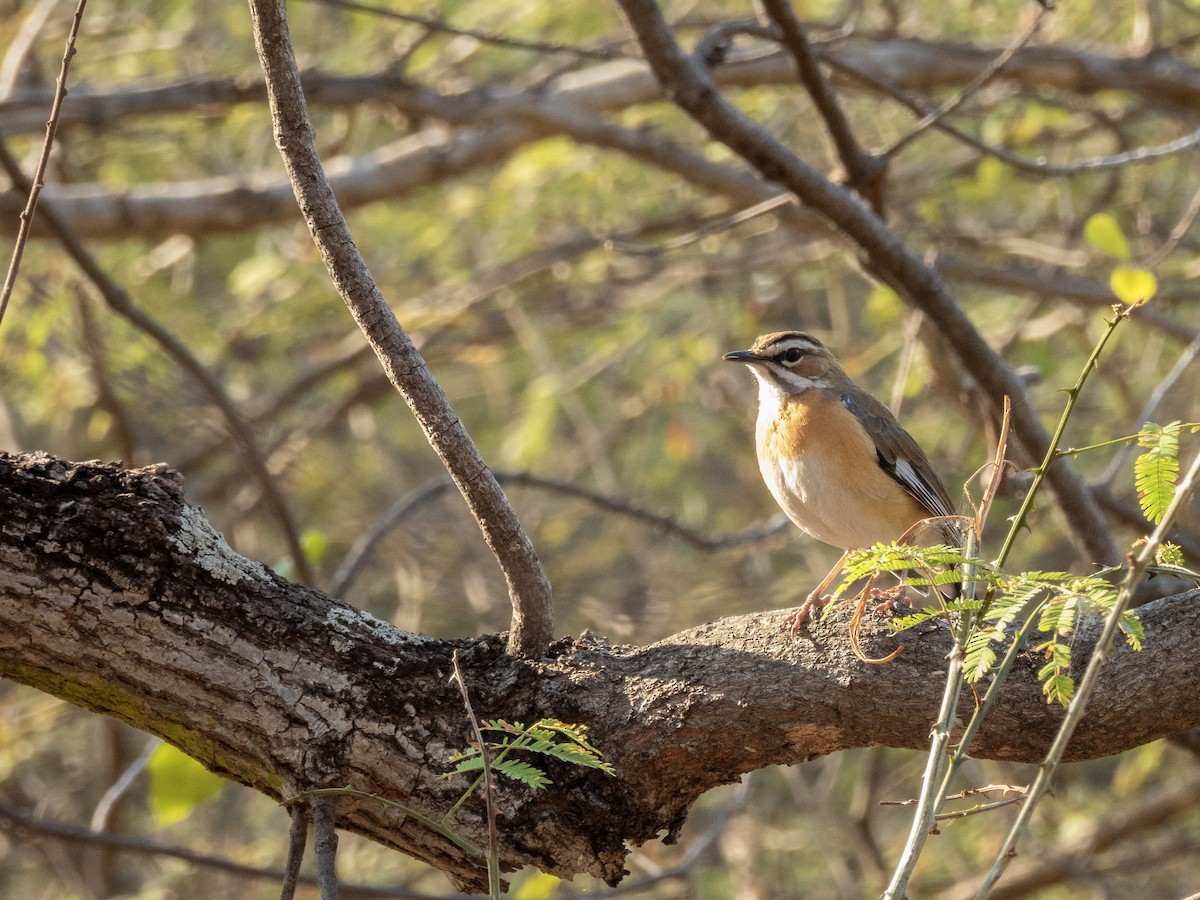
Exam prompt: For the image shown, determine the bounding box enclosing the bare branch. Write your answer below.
[246,0,554,656]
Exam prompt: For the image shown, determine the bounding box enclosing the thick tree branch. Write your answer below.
[247,0,553,657]
[614,0,1121,568]
[2,453,1196,890]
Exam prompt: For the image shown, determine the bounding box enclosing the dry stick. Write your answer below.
[973,445,1200,898]
[0,142,317,586]
[450,650,501,899]
[0,0,86,333]
[247,0,554,657]
[757,0,884,206]
[879,2,1052,160]
[280,806,308,900]
[311,794,341,900]
[613,0,1119,568]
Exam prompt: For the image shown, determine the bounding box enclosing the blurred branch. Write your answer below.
[329,472,790,599]
[247,0,554,657]
[2,453,1197,890]
[305,0,628,61]
[0,801,445,900]
[614,0,1119,567]
[938,771,1200,899]
[4,41,1200,237]
[938,257,1198,344]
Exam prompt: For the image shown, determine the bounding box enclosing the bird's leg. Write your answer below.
[788,549,852,636]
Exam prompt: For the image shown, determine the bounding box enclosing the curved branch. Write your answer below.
[247,0,553,657]
[2,453,1196,890]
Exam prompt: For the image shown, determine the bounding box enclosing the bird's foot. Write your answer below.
[866,584,907,616]
[787,593,832,636]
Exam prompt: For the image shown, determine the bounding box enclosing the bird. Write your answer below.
[723,330,960,628]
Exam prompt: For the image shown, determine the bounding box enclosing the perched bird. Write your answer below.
[724,331,960,625]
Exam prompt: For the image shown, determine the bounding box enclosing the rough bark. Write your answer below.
[2,452,1197,891]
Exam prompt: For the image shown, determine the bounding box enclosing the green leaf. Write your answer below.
[1083,212,1130,260]
[301,529,328,565]
[1135,422,1181,524]
[147,743,225,826]
[1109,266,1157,304]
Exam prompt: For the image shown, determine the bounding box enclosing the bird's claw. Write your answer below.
[787,593,831,636]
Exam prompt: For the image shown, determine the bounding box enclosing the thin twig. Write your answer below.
[882,528,976,898]
[0,0,86,332]
[450,650,501,899]
[247,0,554,657]
[879,4,1052,159]
[973,445,1200,897]
[311,794,341,900]
[280,805,308,900]
[89,737,160,832]
[1146,180,1200,267]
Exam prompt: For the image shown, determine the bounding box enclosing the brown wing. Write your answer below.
[839,390,956,519]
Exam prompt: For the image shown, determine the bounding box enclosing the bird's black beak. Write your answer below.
[722,349,757,363]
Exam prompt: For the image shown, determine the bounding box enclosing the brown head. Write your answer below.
[722,331,842,393]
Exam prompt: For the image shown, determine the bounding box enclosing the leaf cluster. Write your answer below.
[445,718,616,791]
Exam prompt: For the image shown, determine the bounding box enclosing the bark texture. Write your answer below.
[2,452,1197,891]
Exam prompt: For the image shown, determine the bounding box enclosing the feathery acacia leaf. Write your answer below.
[1135,422,1181,524]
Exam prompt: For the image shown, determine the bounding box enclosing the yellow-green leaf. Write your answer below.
[1109,266,1157,304]
[1084,213,1130,260]
[147,743,225,826]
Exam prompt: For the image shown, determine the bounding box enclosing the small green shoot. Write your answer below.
[445,719,616,794]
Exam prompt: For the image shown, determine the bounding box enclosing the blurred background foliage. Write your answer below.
[1,0,1199,896]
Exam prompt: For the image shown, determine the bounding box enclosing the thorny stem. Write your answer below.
[0,0,87,332]
[973,445,1200,897]
[990,306,1134,587]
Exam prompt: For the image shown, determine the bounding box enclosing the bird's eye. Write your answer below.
[782,347,803,364]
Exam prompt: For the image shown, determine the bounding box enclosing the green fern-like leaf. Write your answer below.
[492,758,551,789]
[1135,422,1181,524]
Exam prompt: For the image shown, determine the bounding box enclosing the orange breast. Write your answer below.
[756,391,932,550]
